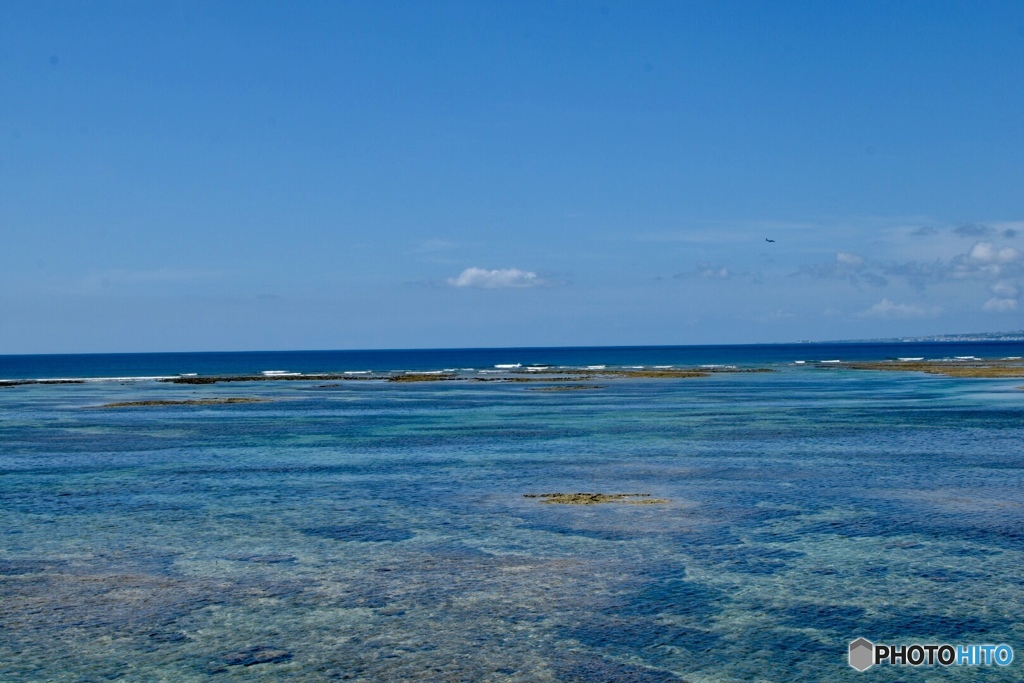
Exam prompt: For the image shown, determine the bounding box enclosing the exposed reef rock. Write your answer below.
[99,398,270,408]
[387,373,460,382]
[524,493,668,505]
[161,374,376,384]
[474,376,591,382]
[834,360,1024,378]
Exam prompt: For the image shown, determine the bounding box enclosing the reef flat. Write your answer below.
[832,359,1024,378]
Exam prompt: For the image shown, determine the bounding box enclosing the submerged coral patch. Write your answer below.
[302,524,415,542]
[222,645,292,666]
[553,654,683,682]
[524,493,668,505]
[226,554,296,564]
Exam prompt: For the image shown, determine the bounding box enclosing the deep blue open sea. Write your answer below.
[2,343,1024,681]
[2,341,1023,380]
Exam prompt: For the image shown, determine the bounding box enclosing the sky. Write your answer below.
[2,1,1023,353]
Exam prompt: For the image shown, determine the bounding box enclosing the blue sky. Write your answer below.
[2,1,1023,353]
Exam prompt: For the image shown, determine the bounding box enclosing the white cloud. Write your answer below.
[950,241,1023,280]
[673,262,733,280]
[983,280,1020,312]
[696,262,731,279]
[447,267,544,289]
[991,280,1019,299]
[836,251,865,268]
[702,266,730,279]
[859,299,939,318]
[884,241,1023,287]
[983,297,1018,313]
[964,241,1022,265]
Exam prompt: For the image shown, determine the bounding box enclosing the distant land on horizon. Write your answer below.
[814,330,1024,344]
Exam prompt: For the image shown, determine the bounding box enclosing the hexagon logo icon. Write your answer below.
[849,637,874,671]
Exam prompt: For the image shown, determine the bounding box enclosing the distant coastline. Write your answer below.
[805,330,1024,344]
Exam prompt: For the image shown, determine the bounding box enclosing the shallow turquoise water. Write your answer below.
[2,367,1023,681]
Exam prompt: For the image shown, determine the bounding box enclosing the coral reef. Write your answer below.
[836,360,1024,378]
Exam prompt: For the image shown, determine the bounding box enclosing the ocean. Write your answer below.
[2,341,1023,380]
[2,342,1023,681]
